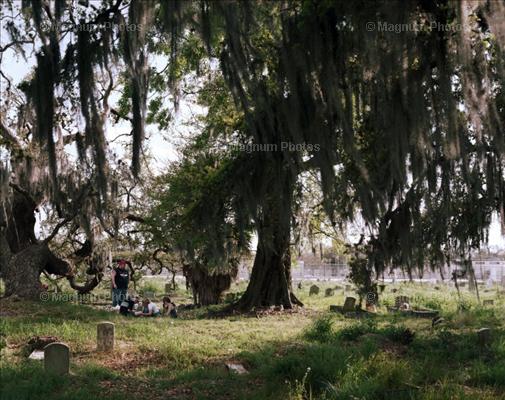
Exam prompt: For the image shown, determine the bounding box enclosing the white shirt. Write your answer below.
[145,302,159,315]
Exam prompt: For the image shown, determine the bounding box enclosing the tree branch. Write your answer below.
[42,215,74,243]
[126,213,146,223]
[0,118,23,151]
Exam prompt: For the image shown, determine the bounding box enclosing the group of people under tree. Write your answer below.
[111,259,177,318]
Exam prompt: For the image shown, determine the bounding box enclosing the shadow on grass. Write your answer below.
[1,303,504,400]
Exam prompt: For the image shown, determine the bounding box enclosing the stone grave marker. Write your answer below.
[342,297,356,312]
[144,291,155,299]
[482,299,494,306]
[29,350,45,360]
[477,328,492,347]
[44,342,70,375]
[165,283,172,294]
[325,288,335,297]
[395,296,410,309]
[309,285,320,296]
[97,322,115,351]
[225,362,248,374]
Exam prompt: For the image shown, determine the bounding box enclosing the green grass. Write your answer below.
[1,279,505,399]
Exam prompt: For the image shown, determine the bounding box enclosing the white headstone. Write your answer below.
[97,322,115,351]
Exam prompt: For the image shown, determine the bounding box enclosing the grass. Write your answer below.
[1,279,505,399]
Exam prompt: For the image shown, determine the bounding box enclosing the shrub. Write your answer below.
[337,320,377,341]
[382,325,415,345]
[304,315,335,342]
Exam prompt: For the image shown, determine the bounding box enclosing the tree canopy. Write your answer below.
[0,0,504,308]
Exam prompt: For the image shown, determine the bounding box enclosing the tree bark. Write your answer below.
[1,187,102,298]
[3,243,49,298]
[236,163,302,311]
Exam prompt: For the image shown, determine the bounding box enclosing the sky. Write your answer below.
[1,18,504,251]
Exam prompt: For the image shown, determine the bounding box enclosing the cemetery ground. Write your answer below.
[1,280,504,400]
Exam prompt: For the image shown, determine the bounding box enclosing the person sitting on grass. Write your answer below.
[162,296,177,318]
[119,294,138,316]
[132,295,141,311]
[134,298,160,317]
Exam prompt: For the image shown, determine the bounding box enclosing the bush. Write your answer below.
[423,299,443,310]
[304,315,335,342]
[470,361,505,387]
[269,344,349,392]
[338,320,377,341]
[382,325,415,345]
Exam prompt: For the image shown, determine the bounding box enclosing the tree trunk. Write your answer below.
[236,164,302,311]
[183,263,236,306]
[6,191,38,253]
[3,244,49,299]
[1,187,102,298]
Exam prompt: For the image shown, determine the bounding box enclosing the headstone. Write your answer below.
[225,362,248,374]
[329,305,340,312]
[345,285,352,291]
[325,288,335,297]
[412,309,438,318]
[44,342,69,375]
[165,283,172,294]
[309,285,320,296]
[97,322,115,351]
[434,286,440,290]
[297,282,303,290]
[378,284,386,293]
[365,301,377,313]
[477,328,492,347]
[395,296,410,309]
[144,291,155,299]
[391,288,398,293]
[342,297,356,312]
[29,350,44,360]
[483,300,494,306]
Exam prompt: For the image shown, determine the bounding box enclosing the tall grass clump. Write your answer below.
[303,315,335,343]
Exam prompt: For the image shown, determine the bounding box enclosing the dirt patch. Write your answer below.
[96,347,166,373]
[360,333,409,356]
[204,304,318,320]
[0,297,26,316]
[99,378,194,400]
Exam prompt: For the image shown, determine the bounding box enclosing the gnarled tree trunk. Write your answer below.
[183,263,236,306]
[0,186,102,299]
[236,164,302,311]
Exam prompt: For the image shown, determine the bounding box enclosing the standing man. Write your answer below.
[111,259,130,306]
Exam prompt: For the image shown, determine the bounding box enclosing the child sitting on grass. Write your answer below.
[162,296,178,318]
[119,295,141,316]
[134,298,161,317]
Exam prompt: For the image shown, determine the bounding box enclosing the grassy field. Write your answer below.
[1,279,504,399]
